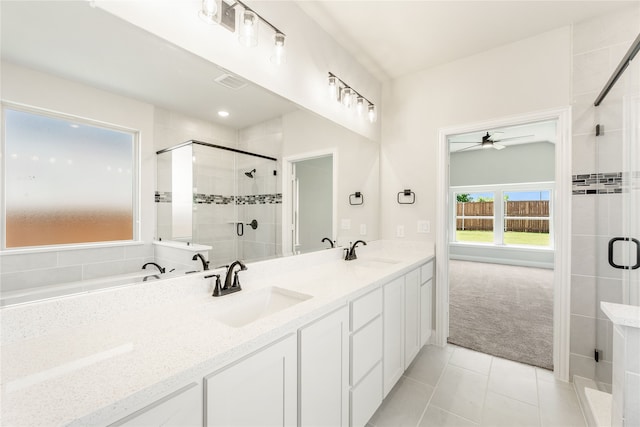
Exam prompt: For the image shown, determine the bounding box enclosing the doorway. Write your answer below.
[435,108,573,380]
[282,150,337,256]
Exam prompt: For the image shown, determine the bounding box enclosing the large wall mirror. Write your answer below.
[1,1,379,301]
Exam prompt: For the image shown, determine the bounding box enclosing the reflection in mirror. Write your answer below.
[156,141,279,267]
[290,155,333,254]
[0,1,380,305]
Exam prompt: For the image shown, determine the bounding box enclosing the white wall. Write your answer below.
[94,0,381,142]
[380,27,572,242]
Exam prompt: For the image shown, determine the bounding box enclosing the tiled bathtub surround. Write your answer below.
[572,171,640,195]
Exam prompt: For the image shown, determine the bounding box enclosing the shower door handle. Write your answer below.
[608,237,640,270]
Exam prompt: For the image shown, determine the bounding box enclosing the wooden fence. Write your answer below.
[456,201,549,233]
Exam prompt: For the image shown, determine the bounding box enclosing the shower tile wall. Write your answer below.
[570,5,640,385]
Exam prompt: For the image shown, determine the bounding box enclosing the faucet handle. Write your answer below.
[232,271,242,289]
[206,274,222,297]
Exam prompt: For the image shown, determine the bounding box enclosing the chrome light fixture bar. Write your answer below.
[198,0,286,64]
[328,72,377,123]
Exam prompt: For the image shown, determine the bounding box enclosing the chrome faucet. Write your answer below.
[192,253,210,271]
[345,240,367,261]
[321,237,335,248]
[142,262,165,274]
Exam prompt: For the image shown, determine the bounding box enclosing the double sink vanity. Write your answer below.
[0,240,434,426]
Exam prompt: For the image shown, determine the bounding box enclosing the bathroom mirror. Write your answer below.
[1,1,379,302]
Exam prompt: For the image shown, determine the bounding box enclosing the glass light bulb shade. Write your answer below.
[270,33,286,65]
[328,76,338,100]
[238,10,258,47]
[198,0,218,24]
[356,97,365,116]
[367,104,377,123]
[341,87,353,108]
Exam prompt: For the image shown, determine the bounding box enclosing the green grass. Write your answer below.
[456,230,550,246]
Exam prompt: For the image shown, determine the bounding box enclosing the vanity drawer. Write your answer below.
[351,315,383,385]
[350,362,383,427]
[421,261,434,283]
[351,288,382,332]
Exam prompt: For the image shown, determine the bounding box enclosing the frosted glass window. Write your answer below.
[3,108,136,248]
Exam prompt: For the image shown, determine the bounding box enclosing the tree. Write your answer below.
[456,193,472,202]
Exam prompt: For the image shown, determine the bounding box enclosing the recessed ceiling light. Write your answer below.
[218,111,230,118]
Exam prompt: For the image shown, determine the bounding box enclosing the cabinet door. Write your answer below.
[204,334,297,427]
[404,269,420,368]
[383,276,404,397]
[420,279,433,346]
[110,382,202,427]
[299,305,349,427]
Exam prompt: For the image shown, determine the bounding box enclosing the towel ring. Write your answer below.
[397,189,415,205]
[349,192,364,205]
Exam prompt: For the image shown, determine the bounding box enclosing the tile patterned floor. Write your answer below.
[368,345,587,427]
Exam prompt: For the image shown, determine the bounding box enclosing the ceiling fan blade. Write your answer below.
[493,134,534,142]
[453,143,481,152]
[493,142,506,150]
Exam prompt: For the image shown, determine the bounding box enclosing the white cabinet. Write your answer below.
[350,288,383,427]
[404,269,421,368]
[383,276,404,396]
[299,305,349,427]
[420,261,434,346]
[110,382,202,427]
[204,334,297,427]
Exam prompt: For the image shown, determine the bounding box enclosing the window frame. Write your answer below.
[451,182,554,249]
[1,102,141,252]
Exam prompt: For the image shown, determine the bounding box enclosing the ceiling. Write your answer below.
[0,1,298,129]
[297,0,637,81]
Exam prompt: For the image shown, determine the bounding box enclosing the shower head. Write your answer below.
[245,169,256,178]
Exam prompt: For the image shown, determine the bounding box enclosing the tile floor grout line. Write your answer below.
[413,345,454,427]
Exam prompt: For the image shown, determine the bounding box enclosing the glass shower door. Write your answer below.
[593,49,640,386]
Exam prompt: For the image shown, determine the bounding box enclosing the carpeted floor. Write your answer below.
[447,260,554,370]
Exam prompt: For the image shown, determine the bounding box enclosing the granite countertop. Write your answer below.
[601,301,640,329]
[0,240,434,426]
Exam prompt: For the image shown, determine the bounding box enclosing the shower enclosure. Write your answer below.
[588,34,640,386]
[156,140,280,267]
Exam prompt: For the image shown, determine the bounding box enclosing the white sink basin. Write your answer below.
[212,287,312,328]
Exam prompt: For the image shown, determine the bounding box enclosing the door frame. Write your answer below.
[435,107,572,381]
[282,149,337,256]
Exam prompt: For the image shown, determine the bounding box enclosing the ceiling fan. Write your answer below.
[451,131,533,152]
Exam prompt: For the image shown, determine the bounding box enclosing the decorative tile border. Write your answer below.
[155,191,172,203]
[572,171,640,195]
[155,191,282,205]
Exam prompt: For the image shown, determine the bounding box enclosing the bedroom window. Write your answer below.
[2,106,138,249]
[453,185,552,248]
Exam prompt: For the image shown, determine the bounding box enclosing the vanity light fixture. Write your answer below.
[198,0,286,65]
[327,72,377,123]
[199,0,218,24]
[271,32,286,65]
[238,9,258,47]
